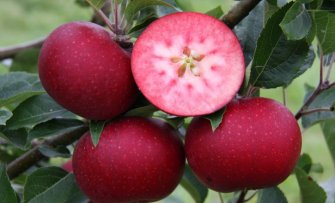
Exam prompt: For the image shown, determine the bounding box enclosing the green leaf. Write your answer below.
[321,0,335,11]
[0,164,18,203]
[235,2,264,65]
[75,0,89,7]
[175,0,234,13]
[180,165,208,203]
[23,167,67,203]
[128,14,157,35]
[257,187,288,203]
[38,145,71,158]
[298,0,314,3]
[314,11,335,54]
[27,119,85,144]
[0,128,28,149]
[205,6,224,19]
[280,2,312,40]
[0,109,12,125]
[301,85,335,128]
[310,163,324,174]
[153,111,184,129]
[306,16,316,44]
[85,0,106,9]
[203,108,226,131]
[297,153,313,173]
[295,167,327,203]
[124,105,158,117]
[250,2,312,88]
[23,167,87,203]
[125,0,174,22]
[321,119,335,165]
[6,94,74,130]
[0,72,45,107]
[10,48,40,73]
[265,0,279,23]
[90,120,106,147]
[306,0,323,10]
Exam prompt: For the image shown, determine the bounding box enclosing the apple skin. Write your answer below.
[39,21,137,120]
[185,97,301,192]
[61,159,73,172]
[73,117,185,203]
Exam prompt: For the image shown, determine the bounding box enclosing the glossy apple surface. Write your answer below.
[185,97,301,192]
[39,21,137,120]
[132,12,244,116]
[73,117,185,203]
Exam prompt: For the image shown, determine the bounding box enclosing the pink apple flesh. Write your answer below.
[132,12,245,116]
[185,97,302,192]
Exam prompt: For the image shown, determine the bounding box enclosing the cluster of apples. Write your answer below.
[39,12,301,203]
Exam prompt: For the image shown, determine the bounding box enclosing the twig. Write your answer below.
[6,126,88,179]
[0,1,111,60]
[319,48,324,86]
[0,38,45,60]
[221,0,262,28]
[236,189,248,203]
[300,107,334,116]
[295,52,335,120]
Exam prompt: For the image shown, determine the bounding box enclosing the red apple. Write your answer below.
[39,22,137,120]
[132,12,245,116]
[185,97,301,192]
[61,159,73,172]
[73,117,185,203]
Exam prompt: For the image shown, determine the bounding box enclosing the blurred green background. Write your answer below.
[0,0,333,202]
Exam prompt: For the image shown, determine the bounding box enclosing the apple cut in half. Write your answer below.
[132,12,245,116]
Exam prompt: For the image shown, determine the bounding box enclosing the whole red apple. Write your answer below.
[73,117,185,203]
[39,22,137,120]
[132,12,244,116]
[185,97,301,192]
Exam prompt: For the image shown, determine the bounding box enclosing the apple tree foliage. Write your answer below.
[0,0,335,202]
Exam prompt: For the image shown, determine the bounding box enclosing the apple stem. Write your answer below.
[113,0,119,34]
[282,87,287,106]
[245,85,258,97]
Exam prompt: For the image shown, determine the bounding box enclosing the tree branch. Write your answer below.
[295,63,335,120]
[222,0,262,28]
[7,126,88,180]
[0,1,111,61]
[0,38,45,60]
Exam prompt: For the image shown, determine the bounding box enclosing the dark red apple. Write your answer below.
[73,117,185,203]
[39,21,137,120]
[132,12,245,116]
[185,97,301,192]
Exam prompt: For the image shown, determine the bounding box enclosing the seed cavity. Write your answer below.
[170,46,205,78]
